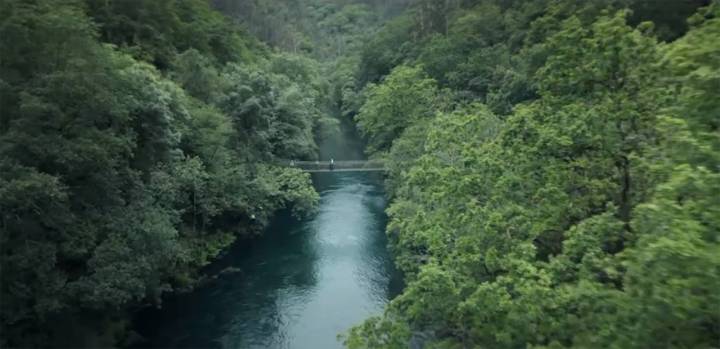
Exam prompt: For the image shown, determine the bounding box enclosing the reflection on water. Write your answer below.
[134,172,402,349]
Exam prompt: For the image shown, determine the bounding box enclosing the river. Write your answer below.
[133,120,402,348]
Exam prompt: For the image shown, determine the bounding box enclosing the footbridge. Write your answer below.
[284,160,386,173]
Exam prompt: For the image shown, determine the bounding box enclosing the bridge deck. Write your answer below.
[303,168,386,173]
[283,160,386,173]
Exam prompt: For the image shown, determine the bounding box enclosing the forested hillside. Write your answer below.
[344,0,720,348]
[0,0,328,346]
[211,0,410,57]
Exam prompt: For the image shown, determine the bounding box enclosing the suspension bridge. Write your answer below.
[284,160,386,173]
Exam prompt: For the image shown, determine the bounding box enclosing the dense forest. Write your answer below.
[0,0,331,346]
[345,0,720,348]
[0,0,718,348]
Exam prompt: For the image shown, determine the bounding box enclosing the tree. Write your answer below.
[0,0,322,346]
[355,65,443,153]
[348,9,720,348]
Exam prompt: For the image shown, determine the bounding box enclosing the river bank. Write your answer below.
[132,170,402,348]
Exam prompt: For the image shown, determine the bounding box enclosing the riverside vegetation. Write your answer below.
[345,1,720,348]
[0,0,325,345]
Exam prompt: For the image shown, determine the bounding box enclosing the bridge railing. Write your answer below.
[281,160,386,171]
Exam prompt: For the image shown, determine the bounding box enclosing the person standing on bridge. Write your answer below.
[330,158,334,171]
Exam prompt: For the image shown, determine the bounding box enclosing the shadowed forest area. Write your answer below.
[0,0,718,348]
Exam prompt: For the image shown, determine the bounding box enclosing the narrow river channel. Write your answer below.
[133,121,402,348]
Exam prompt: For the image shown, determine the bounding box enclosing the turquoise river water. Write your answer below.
[133,123,402,348]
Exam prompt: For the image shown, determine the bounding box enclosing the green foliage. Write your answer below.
[0,0,323,346]
[218,61,321,160]
[664,3,720,138]
[628,0,710,41]
[355,65,444,153]
[348,4,720,348]
[85,0,260,68]
[212,0,407,60]
[356,14,416,84]
[171,49,222,103]
[2,0,717,347]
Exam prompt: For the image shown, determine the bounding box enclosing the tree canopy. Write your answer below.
[345,1,720,348]
[0,0,327,346]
